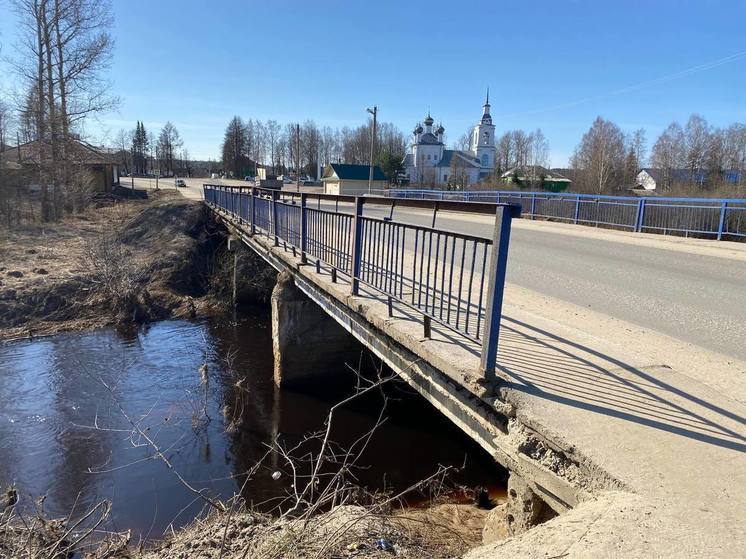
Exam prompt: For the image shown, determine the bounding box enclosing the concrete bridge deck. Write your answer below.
[202,185,746,557]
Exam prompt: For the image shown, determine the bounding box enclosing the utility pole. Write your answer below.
[296,123,301,193]
[366,106,377,194]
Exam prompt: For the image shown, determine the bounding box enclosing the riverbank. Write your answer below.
[1,496,496,559]
[0,190,275,341]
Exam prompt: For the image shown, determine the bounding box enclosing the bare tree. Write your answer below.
[683,114,711,182]
[157,121,182,176]
[0,98,9,150]
[266,119,281,174]
[651,122,685,190]
[114,127,130,173]
[630,128,647,168]
[453,129,471,152]
[10,0,116,221]
[571,116,626,193]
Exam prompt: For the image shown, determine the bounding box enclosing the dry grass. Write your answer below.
[0,190,222,340]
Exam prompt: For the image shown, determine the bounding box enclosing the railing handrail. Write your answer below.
[387,188,746,205]
[382,187,746,240]
[202,184,521,216]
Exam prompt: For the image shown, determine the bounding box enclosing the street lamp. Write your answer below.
[366,106,377,194]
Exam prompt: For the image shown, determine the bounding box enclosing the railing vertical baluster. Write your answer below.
[530,193,536,219]
[250,188,256,235]
[272,190,279,246]
[574,195,580,224]
[636,198,647,232]
[717,201,728,240]
[350,197,364,295]
[479,205,516,382]
[300,193,308,263]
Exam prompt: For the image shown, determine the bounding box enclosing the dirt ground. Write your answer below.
[0,190,247,341]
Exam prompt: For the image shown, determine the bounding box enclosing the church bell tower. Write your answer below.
[471,89,496,171]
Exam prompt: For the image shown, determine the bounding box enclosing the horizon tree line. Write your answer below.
[219,116,408,182]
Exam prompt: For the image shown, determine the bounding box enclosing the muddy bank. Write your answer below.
[0,190,275,340]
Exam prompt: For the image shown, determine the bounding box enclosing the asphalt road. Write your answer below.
[139,178,746,363]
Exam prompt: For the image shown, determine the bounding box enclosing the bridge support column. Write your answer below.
[483,472,548,543]
[271,270,360,387]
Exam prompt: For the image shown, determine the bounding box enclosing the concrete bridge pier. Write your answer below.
[271,270,361,386]
[483,472,552,543]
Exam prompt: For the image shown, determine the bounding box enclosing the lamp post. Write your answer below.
[366,106,377,194]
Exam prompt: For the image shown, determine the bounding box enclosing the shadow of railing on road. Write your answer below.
[496,317,746,453]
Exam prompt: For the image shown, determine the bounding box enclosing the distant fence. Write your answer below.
[386,190,746,241]
[203,184,521,379]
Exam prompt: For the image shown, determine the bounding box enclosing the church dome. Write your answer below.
[424,114,434,126]
[436,124,445,134]
[414,123,423,134]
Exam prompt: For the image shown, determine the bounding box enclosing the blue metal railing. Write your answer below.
[387,189,746,241]
[204,184,520,380]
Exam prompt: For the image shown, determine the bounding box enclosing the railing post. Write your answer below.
[350,197,364,296]
[479,205,515,382]
[249,187,256,235]
[300,192,308,263]
[717,201,728,240]
[574,195,580,224]
[530,193,536,219]
[272,190,279,246]
[635,198,647,232]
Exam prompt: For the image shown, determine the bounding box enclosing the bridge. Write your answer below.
[203,184,746,557]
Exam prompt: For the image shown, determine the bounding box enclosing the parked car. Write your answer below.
[244,176,254,181]
[175,178,186,188]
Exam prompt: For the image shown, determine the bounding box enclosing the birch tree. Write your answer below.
[571,117,625,193]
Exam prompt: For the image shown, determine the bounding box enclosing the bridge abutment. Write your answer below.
[271,270,360,386]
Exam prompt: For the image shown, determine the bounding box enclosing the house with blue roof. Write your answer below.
[402,92,496,188]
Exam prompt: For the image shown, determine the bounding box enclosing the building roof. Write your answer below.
[501,166,571,182]
[0,138,116,169]
[402,153,413,167]
[416,132,442,145]
[322,163,386,181]
[437,150,481,168]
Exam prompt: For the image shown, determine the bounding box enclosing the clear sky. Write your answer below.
[1,0,745,165]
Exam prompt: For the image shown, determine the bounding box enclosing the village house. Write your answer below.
[500,165,572,192]
[402,92,497,188]
[0,138,120,192]
[321,163,387,195]
[635,168,743,191]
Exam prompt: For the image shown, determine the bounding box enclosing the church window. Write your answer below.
[444,174,448,181]
[483,154,489,166]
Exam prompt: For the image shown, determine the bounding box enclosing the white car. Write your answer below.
[175,179,186,188]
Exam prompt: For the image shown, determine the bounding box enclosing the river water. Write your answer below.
[0,310,505,539]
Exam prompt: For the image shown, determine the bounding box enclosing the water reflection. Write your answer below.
[0,311,505,539]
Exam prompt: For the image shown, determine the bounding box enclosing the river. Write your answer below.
[0,310,505,540]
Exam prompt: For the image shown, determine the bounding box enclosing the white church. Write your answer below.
[402,92,496,187]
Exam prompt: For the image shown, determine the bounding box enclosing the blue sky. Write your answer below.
[1,0,745,164]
